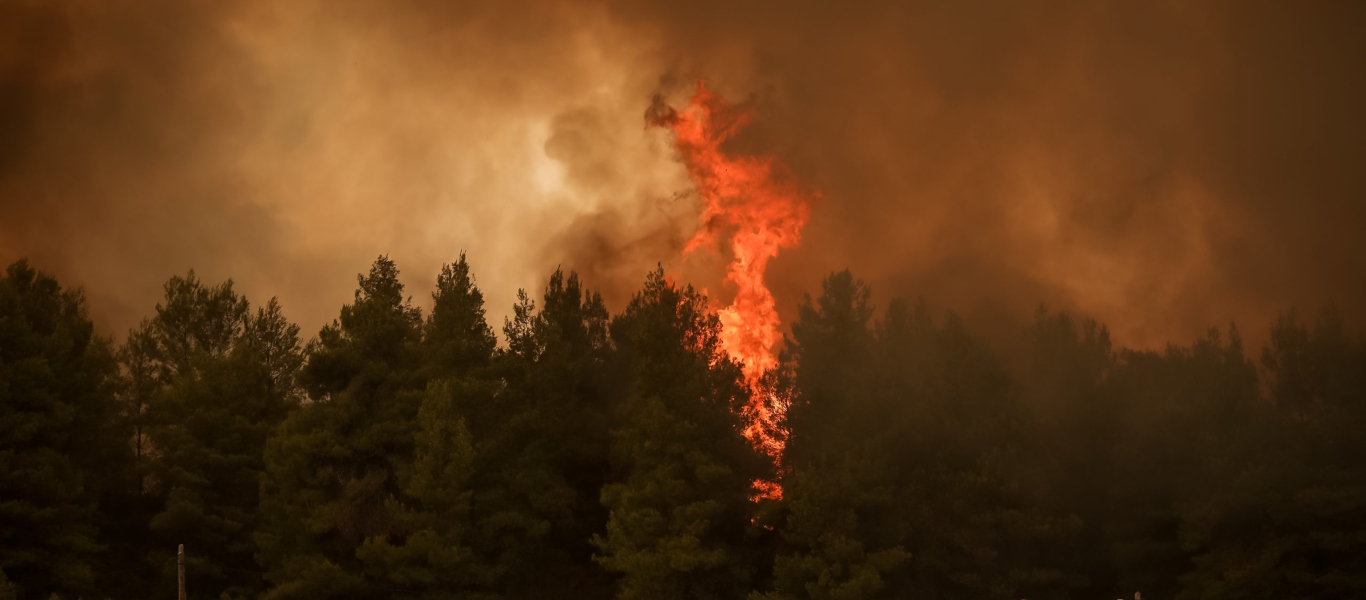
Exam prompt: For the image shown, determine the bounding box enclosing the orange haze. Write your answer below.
[2,0,1365,353]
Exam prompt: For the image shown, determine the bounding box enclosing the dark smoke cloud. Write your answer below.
[2,0,1363,348]
[608,0,1366,346]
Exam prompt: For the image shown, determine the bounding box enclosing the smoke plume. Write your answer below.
[3,0,1363,348]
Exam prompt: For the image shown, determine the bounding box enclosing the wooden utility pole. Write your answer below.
[177,544,186,600]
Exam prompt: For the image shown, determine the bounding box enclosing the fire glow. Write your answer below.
[649,81,814,497]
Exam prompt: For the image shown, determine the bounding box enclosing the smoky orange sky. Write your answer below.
[2,0,1364,349]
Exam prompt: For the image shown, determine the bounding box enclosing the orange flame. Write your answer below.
[649,81,814,498]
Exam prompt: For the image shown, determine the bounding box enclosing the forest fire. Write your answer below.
[6,4,1365,598]
[649,81,814,496]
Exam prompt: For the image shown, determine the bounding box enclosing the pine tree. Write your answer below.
[1015,309,1117,598]
[257,256,426,598]
[465,268,615,599]
[766,272,1058,600]
[760,271,910,600]
[258,254,498,598]
[354,379,487,599]
[357,252,497,597]
[116,272,303,598]
[424,254,497,379]
[0,260,126,600]
[1092,328,1259,599]
[1178,309,1366,599]
[594,268,767,600]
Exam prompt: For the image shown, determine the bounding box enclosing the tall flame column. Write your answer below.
[649,81,814,498]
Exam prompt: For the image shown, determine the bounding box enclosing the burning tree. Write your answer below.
[650,81,815,498]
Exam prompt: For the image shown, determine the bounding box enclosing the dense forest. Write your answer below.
[2,255,1364,600]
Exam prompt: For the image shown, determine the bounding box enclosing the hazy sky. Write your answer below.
[3,0,1363,349]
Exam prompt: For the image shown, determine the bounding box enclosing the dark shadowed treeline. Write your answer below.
[1,257,1363,600]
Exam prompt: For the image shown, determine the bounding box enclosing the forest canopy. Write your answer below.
[1,256,1363,600]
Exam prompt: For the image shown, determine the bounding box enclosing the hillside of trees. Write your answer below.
[2,256,1363,600]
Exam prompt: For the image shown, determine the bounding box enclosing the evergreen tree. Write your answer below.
[258,254,496,598]
[7,253,1366,600]
[761,270,909,600]
[117,272,303,598]
[0,260,126,600]
[1178,309,1366,599]
[767,272,1060,600]
[424,255,497,379]
[1015,314,1268,600]
[460,268,615,599]
[1098,327,1259,599]
[257,256,426,598]
[355,253,497,597]
[594,268,768,600]
[1015,309,1117,598]
[354,379,487,599]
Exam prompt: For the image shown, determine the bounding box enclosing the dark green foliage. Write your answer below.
[1011,310,1125,598]
[257,254,496,599]
[354,379,487,598]
[766,272,1061,600]
[1010,307,1365,600]
[458,268,616,599]
[1100,328,1259,599]
[117,271,304,598]
[0,261,125,600]
[594,268,768,600]
[257,256,430,598]
[1178,309,1366,600]
[761,271,907,600]
[425,255,498,379]
[5,257,1366,600]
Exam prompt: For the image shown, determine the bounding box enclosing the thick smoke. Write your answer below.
[2,0,1363,348]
